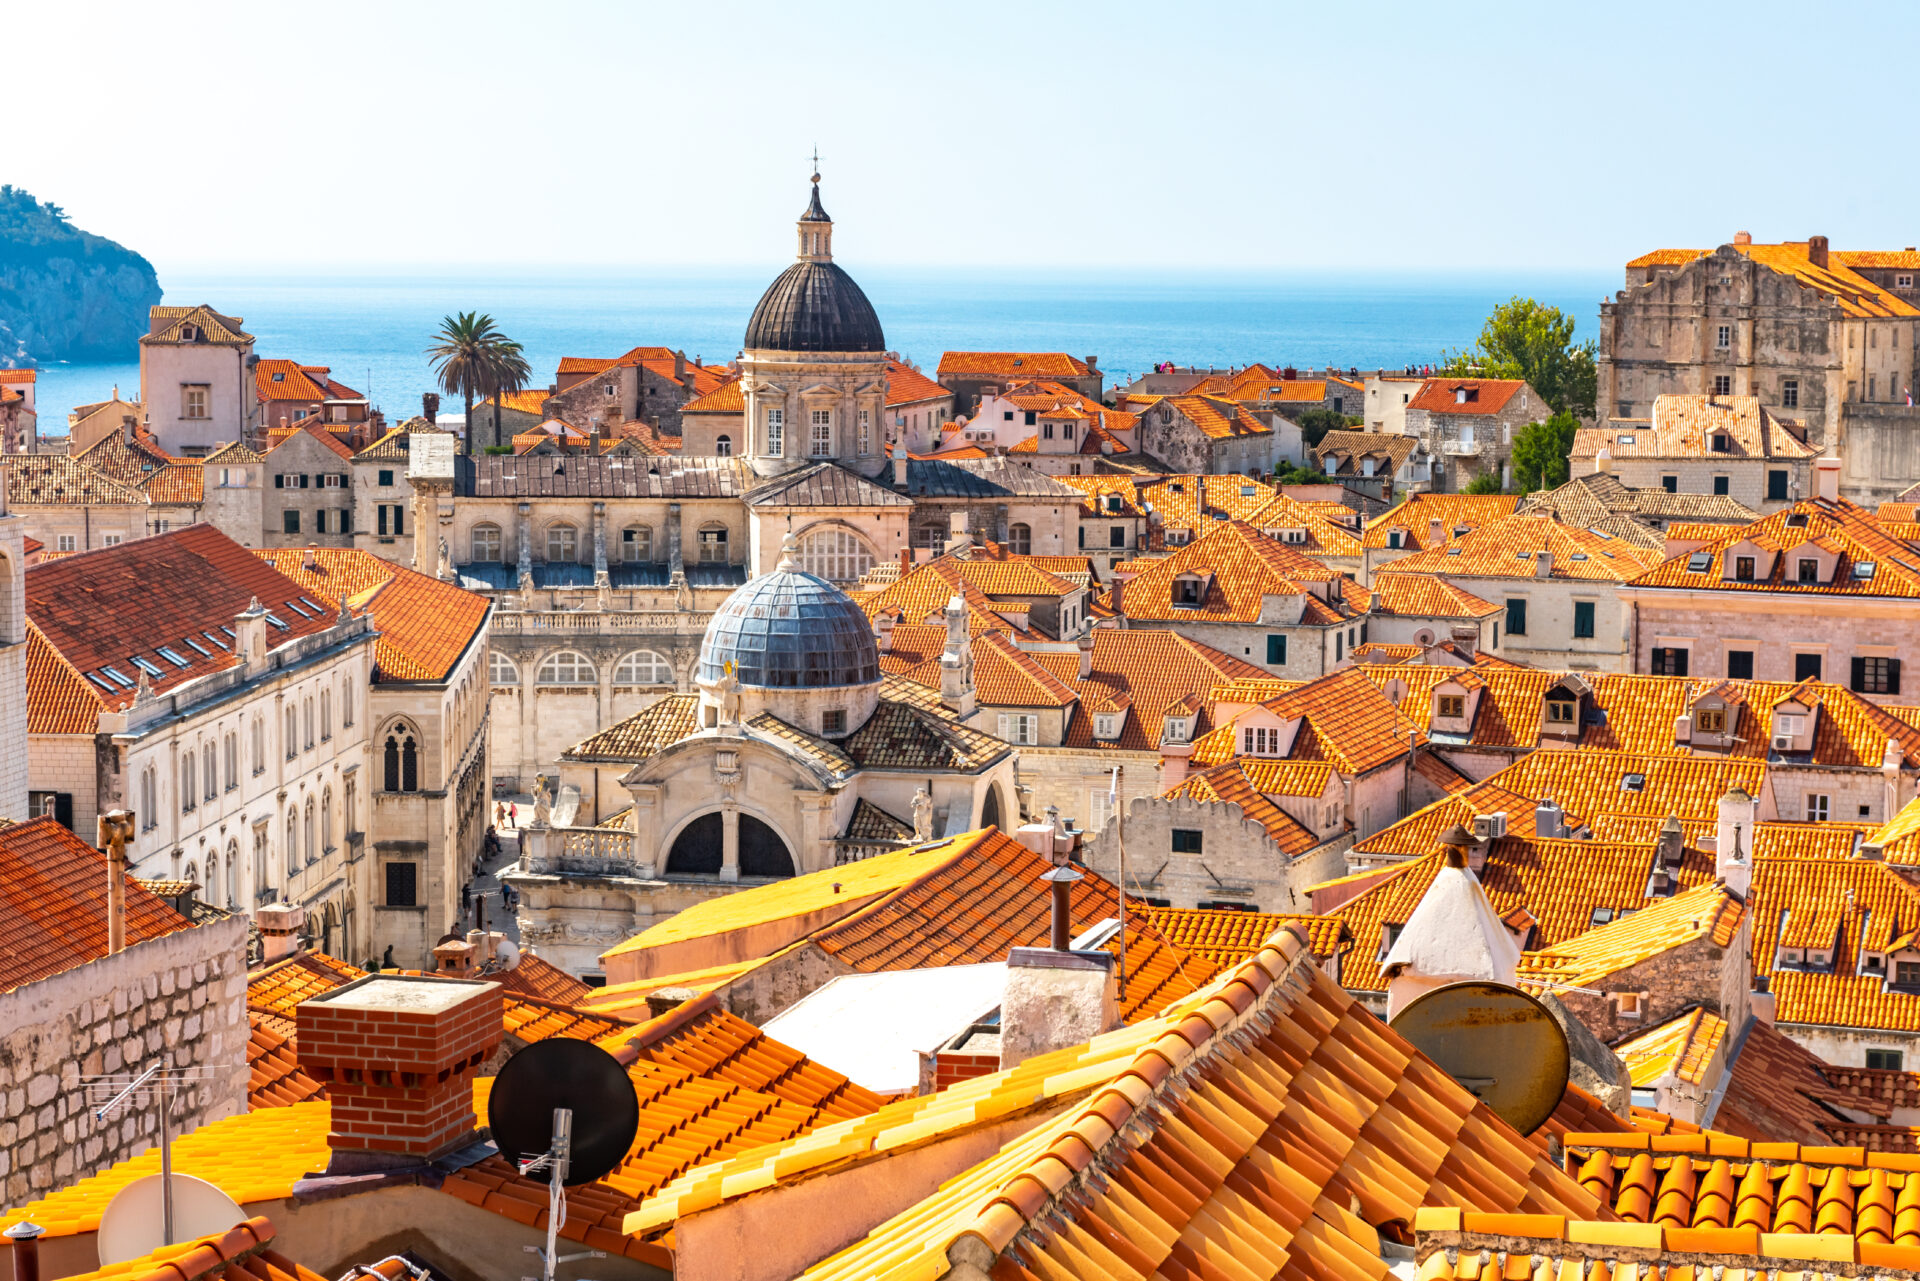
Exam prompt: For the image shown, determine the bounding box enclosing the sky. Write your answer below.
[12,0,1920,275]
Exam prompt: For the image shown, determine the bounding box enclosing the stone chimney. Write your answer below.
[256,903,304,964]
[1381,825,1521,1021]
[1449,623,1478,657]
[1428,517,1444,546]
[1716,787,1755,897]
[1594,447,1612,475]
[1657,814,1685,869]
[433,938,476,976]
[892,437,907,487]
[300,973,502,1173]
[1814,456,1841,503]
[1734,230,1753,246]
[944,510,971,555]
[1808,235,1829,269]
[1534,550,1553,579]
[999,947,1118,1071]
[234,597,270,671]
[873,610,897,653]
[1076,633,1094,679]
[1885,738,1905,827]
[939,594,975,718]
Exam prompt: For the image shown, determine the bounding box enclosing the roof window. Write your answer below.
[1621,772,1647,792]
[1786,513,1809,528]
[1515,551,1532,561]
[130,656,164,677]
[183,637,211,656]
[263,612,289,629]
[1446,547,1461,556]
[1855,562,1877,579]
[1240,485,1257,496]
[1591,908,1615,926]
[205,630,230,650]
[272,372,285,382]
[285,600,312,618]
[299,598,325,613]
[100,666,133,687]
[1570,552,1589,561]
[85,672,115,692]
[1617,434,1636,446]
[156,647,189,667]
[1687,552,1712,572]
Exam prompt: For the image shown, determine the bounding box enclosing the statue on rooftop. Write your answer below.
[911,786,934,843]
[717,660,742,726]
[531,776,552,827]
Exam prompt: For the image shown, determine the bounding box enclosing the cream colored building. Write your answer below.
[139,305,260,456]
[1572,394,1817,514]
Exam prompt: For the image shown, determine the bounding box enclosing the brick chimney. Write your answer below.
[1809,235,1830,269]
[300,974,502,1173]
[1733,230,1752,246]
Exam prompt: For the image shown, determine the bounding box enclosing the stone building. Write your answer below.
[138,305,260,457]
[349,424,420,564]
[253,360,372,435]
[1132,393,1280,476]
[1571,394,1816,514]
[935,351,1103,415]
[262,424,356,548]
[540,347,732,442]
[0,484,24,821]
[0,817,249,1203]
[1401,376,1546,493]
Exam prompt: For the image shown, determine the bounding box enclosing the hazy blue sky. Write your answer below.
[15,0,1920,274]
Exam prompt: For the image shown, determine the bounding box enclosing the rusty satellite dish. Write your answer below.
[1388,980,1570,1136]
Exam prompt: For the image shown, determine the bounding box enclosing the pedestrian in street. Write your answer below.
[461,883,472,916]
[510,802,518,827]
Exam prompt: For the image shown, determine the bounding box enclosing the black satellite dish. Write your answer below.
[487,1039,638,1186]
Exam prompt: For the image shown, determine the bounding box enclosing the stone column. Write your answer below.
[667,503,685,576]
[720,806,739,881]
[515,503,534,593]
[592,501,610,591]
[518,656,537,792]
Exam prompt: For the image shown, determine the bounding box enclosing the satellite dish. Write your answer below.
[494,938,522,970]
[1389,980,1570,1136]
[97,1173,246,1264]
[487,1039,637,1186]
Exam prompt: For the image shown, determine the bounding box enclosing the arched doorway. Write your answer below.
[981,784,1002,832]
[664,811,796,878]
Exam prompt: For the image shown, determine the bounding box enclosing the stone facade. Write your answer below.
[263,430,355,548]
[1134,400,1280,476]
[1545,915,1751,1050]
[0,914,249,1204]
[0,497,23,822]
[1082,795,1351,913]
[1626,592,1920,705]
[1404,384,1544,494]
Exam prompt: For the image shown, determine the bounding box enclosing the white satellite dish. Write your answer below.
[97,1173,246,1265]
[495,938,522,970]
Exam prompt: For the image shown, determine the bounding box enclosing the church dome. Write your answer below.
[743,174,886,354]
[744,261,885,353]
[697,550,881,689]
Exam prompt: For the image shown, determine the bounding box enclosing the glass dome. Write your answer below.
[698,558,881,690]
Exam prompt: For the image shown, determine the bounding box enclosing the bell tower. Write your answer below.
[797,156,834,263]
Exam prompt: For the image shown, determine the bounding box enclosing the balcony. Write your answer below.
[1440,440,1482,456]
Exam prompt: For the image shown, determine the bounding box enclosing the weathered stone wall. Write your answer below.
[1441,574,1634,672]
[1838,404,1920,504]
[1082,794,1350,913]
[0,914,249,1204]
[1631,598,1920,704]
[1546,932,1740,1047]
[1593,456,1805,513]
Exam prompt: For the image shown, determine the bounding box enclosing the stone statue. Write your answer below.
[718,661,742,726]
[437,535,452,580]
[911,786,934,843]
[532,776,552,827]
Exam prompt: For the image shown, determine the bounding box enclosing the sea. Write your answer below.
[26,267,1617,424]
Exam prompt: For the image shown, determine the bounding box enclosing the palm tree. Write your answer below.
[427,312,530,455]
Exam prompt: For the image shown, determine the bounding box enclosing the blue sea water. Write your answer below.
[27,267,1616,424]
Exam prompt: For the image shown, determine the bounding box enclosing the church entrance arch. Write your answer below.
[664,810,797,878]
[981,783,1003,832]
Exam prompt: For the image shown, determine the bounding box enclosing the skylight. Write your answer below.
[204,630,230,650]
[1446,547,1461,556]
[299,598,325,614]
[285,600,312,618]
[183,637,211,656]
[1570,552,1589,561]
[1854,562,1877,579]
[85,672,115,692]
[264,612,289,629]
[130,656,163,677]
[156,647,189,667]
[1687,552,1712,572]
[1621,773,1647,792]
[101,666,133,687]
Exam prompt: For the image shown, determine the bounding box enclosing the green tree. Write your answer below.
[427,312,531,456]
[1462,470,1506,495]
[1440,297,1597,420]
[1291,407,1357,450]
[1270,459,1329,487]
[1509,411,1580,493]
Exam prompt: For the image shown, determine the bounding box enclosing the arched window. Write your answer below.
[914,523,945,553]
[183,860,198,892]
[182,754,196,812]
[285,705,297,759]
[303,699,314,749]
[304,799,316,865]
[225,841,238,908]
[546,523,578,563]
[252,717,265,774]
[613,650,675,686]
[253,829,268,901]
[320,690,332,742]
[471,523,503,562]
[715,434,732,456]
[224,734,237,791]
[344,779,356,837]
[140,768,156,831]
[697,525,728,565]
[799,528,876,583]
[203,743,217,801]
[287,808,301,874]
[622,525,653,563]
[1007,523,1032,555]
[489,651,518,687]
[383,723,420,792]
[537,651,597,685]
[341,678,354,727]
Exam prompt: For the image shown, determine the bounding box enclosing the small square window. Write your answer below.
[1869,1049,1906,1070]
[1170,828,1204,855]
[1727,650,1754,679]
[821,709,847,735]
[1437,694,1466,719]
[1712,375,1732,395]
[1713,475,1730,495]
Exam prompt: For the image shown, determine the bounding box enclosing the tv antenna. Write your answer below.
[487,1040,640,1281]
[85,1061,235,1256]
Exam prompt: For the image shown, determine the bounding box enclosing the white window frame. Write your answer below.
[1806,793,1830,822]
[809,408,833,458]
[766,408,784,455]
[997,713,1038,746]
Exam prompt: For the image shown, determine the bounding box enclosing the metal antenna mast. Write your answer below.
[84,1063,224,1246]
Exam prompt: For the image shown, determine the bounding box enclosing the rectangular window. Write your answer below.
[822,709,847,735]
[1768,469,1790,500]
[765,408,786,456]
[1899,962,1920,988]
[378,469,394,486]
[377,505,389,536]
[1853,656,1901,695]
[1806,794,1830,822]
[1109,526,1126,549]
[101,533,122,547]
[809,409,832,457]
[996,714,1036,746]
[1505,598,1527,636]
[1266,634,1287,665]
[57,534,76,552]
[1662,475,1679,493]
[1734,556,1755,580]
[1546,699,1576,724]
[1651,647,1689,676]
[182,385,209,419]
[1170,829,1204,855]
[1438,695,1466,719]
[1570,601,1595,639]
[1244,726,1281,755]
[1795,652,1824,681]
[1717,325,1732,348]
[1713,475,1730,495]
[283,510,300,534]
[1869,1049,1906,1070]
[1712,375,1732,395]
[698,527,728,564]
[385,861,418,907]
[857,409,871,456]
[391,505,404,536]
[1024,410,1036,427]
[1335,631,1343,661]
[1798,557,1819,583]
[1695,708,1725,733]
[1779,378,1800,409]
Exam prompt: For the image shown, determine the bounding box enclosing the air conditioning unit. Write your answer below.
[1773,734,1795,751]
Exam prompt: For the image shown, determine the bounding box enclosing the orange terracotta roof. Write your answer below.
[1629,497,1920,598]
[1581,394,1817,461]
[501,993,636,1048]
[139,462,205,504]
[885,358,949,406]
[1518,882,1745,989]
[1408,376,1531,416]
[253,547,488,682]
[25,620,105,733]
[578,953,788,1019]
[1029,627,1267,751]
[47,1215,361,1281]
[1159,392,1274,439]
[1628,241,1920,319]
[937,351,1092,379]
[265,421,354,461]
[491,951,595,1004]
[254,359,332,404]
[1193,665,1425,776]
[0,817,194,991]
[558,355,619,374]
[1386,512,1665,582]
[1366,492,1524,551]
[1718,1017,1920,1150]
[1112,519,1353,625]
[1371,571,1502,618]
[246,1014,326,1109]
[479,387,551,416]
[6,454,150,506]
[1751,857,1920,1034]
[1613,1005,1727,1089]
[1143,905,1346,965]
[0,367,35,383]
[682,375,743,414]
[245,951,363,1021]
[1162,758,1333,857]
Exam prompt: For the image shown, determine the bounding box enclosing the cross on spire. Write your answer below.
[810,147,821,184]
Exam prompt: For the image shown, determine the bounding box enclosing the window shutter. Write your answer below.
[1892,659,1904,695]
[998,714,1010,740]
[273,474,284,489]
[377,506,388,536]
[1853,656,1868,692]
[394,507,405,536]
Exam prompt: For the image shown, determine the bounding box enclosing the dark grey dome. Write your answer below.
[698,562,880,689]
[744,261,886,354]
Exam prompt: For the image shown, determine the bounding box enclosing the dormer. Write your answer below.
[1257,589,1306,626]
[1722,538,1778,583]
[1161,705,1197,745]
[1092,709,1126,741]
[1236,709,1301,759]
[1453,386,1479,405]
[1686,683,1742,746]
[1887,940,1920,989]
[1170,569,1213,608]
[1429,676,1482,735]
[1769,696,1816,753]
[1789,538,1840,587]
[1263,524,1311,545]
[1541,674,1591,741]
